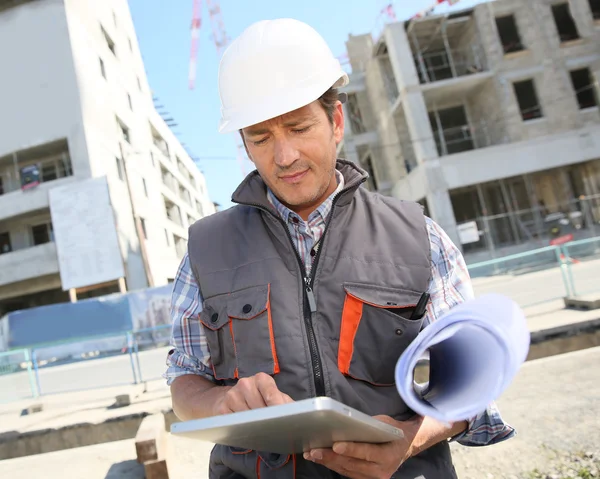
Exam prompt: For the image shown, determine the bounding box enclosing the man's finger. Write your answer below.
[255,373,287,406]
[304,449,379,479]
[332,442,381,463]
[235,377,269,410]
[221,388,251,414]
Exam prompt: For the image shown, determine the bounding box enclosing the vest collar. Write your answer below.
[231,159,368,211]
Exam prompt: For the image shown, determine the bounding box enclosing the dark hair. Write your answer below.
[239,87,341,145]
[317,87,340,125]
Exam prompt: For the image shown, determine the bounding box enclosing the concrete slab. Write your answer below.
[0,439,144,479]
[564,294,600,310]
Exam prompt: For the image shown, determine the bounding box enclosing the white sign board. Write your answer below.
[457,221,480,245]
[49,177,125,291]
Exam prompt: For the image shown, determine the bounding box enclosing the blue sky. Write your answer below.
[128,0,488,209]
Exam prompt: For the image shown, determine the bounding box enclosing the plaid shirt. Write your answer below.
[165,174,515,447]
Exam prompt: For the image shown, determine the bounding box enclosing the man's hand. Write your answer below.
[213,372,293,416]
[303,415,417,479]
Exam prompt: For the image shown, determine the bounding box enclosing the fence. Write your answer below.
[0,349,37,403]
[0,325,173,402]
[461,194,600,262]
[468,236,600,308]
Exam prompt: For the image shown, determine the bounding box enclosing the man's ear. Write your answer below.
[332,102,344,145]
[239,130,254,163]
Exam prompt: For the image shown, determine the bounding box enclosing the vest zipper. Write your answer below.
[242,200,341,398]
[238,178,365,397]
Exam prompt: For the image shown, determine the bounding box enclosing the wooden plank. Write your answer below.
[135,413,167,464]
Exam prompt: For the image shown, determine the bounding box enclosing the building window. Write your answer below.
[495,15,524,54]
[137,76,142,92]
[551,3,580,43]
[100,57,106,79]
[570,68,598,109]
[164,228,171,246]
[101,25,116,56]
[150,151,156,168]
[31,223,53,246]
[428,105,475,156]
[590,0,600,20]
[0,232,11,254]
[164,196,182,226]
[513,79,543,121]
[196,200,204,217]
[187,215,195,227]
[150,124,170,158]
[113,11,117,27]
[127,93,133,111]
[140,218,148,239]
[116,157,125,181]
[0,177,4,196]
[117,118,131,143]
[347,93,366,134]
[36,156,73,183]
[129,37,133,51]
[174,235,187,257]
[361,155,379,191]
[142,177,149,197]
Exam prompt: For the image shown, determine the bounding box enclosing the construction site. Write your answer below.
[340,0,600,262]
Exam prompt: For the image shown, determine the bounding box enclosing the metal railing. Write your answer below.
[0,349,37,403]
[468,236,600,308]
[416,45,487,84]
[0,325,173,402]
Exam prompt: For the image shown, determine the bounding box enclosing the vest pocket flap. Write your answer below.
[199,299,230,331]
[227,284,270,320]
[343,282,422,308]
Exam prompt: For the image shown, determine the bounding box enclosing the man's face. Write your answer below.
[242,100,344,216]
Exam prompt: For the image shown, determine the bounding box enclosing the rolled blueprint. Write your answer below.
[395,293,530,423]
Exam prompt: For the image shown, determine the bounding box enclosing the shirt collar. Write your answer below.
[267,170,345,225]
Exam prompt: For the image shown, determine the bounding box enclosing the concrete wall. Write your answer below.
[0,243,59,288]
[0,0,90,177]
[439,124,600,190]
[64,0,214,289]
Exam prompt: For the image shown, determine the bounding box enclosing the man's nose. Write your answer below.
[273,137,299,168]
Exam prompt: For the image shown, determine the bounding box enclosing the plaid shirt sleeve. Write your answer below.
[163,252,215,385]
[424,217,516,446]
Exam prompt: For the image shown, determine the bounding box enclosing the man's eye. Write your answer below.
[253,137,268,146]
[293,127,310,134]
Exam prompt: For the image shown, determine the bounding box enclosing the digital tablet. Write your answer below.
[170,397,403,455]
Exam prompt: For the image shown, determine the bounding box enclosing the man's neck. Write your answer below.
[288,175,339,221]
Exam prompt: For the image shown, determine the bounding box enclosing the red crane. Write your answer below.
[188,0,248,175]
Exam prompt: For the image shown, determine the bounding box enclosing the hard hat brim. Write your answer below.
[218,71,349,134]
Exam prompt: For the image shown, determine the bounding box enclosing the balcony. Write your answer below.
[0,242,59,287]
[0,139,74,222]
[407,8,490,89]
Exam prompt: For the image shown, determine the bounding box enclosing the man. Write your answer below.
[166,18,514,479]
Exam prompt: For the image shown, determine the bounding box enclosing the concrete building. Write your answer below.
[0,0,215,315]
[339,0,600,262]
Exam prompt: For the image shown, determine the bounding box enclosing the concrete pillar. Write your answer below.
[425,161,461,249]
[384,22,460,247]
[384,23,439,165]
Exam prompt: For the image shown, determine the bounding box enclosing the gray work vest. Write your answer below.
[187,160,457,479]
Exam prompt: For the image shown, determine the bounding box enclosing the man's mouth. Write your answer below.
[280,170,309,184]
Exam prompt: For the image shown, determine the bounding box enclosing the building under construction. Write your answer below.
[0,0,216,315]
[340,0,600,262]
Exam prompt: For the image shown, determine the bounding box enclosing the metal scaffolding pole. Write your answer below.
[441,20,457,78]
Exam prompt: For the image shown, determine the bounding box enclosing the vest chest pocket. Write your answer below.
[338,282,426,386]
[199,284,280,380]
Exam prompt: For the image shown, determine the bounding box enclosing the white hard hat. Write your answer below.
[217,18,349,134]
